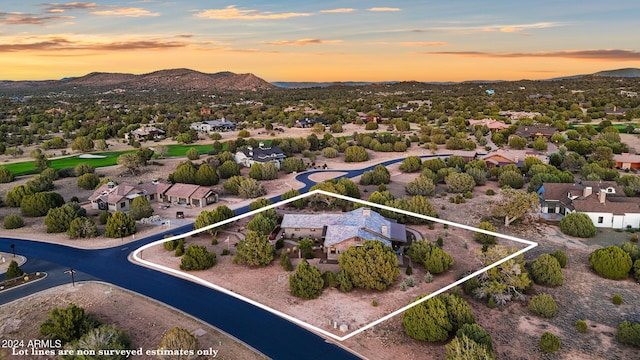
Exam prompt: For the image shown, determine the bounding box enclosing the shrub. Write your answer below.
[589,246,633,280]
[3,214,24,229]
[164,239,177,251]
[174,239,185,257]
[475,221,497,245]
[336,269,353,292]
[365,122,378,130]
[406,265,413,276]
[486,189,495,195]
[105,211,136,238]
[612,293,623,305]
[371,299,378,307]
[529,254,563,286]
[455,323,494,354]
[98,210,111,225]
[539,332,561,353]
[221,249,231,256]
[528,294,558,318]
[76,173,100,190]
[39,303,100,343]
[551,250,568,268]
[21,192,65,217]
[322,270,337,288]
[74,162,95,176]
[344,146,369,162]
[322,147,338,158]
[575,320,588,333]
[186,147,200,160]
[0,166,15,183]
[445,173,476,193]
[289,260,324,299]
[424,271,434,283]
[180,245,216,271]
[407,240,454,274]
[67,217,99,239]
[560,212,596,238]
[616,320,640,347]
[280,252,293,271]
[634,259,640,282]
[5,260,24,280]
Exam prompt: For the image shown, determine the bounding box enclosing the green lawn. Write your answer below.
[164,144,214,157]
[2,151,131,176]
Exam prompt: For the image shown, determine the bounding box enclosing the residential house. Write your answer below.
[468,119,510,131]
[514,125,558,139]
[448,150,478,163]
[190,119,237,133]
[614,153,640,170]
[280,208,407,260]
[125,126,165,142]
[604,106,627,117]
[294,118,326,128]
[88,181,171,212]
[498,111,542,120]
[164,183,218,208]
[480,148,546,168]
[88,181,216,211]
[234,143,286,169]
[538,181,640,229]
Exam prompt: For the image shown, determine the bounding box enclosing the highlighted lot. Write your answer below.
[133,189,537,342]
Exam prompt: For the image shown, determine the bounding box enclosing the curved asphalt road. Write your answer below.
[0,152,461,359]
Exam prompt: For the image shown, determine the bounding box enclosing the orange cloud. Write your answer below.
[0,37,186,52]
[2,15,74,25]
[422,49,640,61]
[43,2,98,13]
[195,5,311,20]
[400,41,447,47]
[91,7,160,17]
[266,39,342,46]
[320,8,356,13]
[368,7,401,12]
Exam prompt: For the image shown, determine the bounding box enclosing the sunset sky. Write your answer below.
[1,1,639,82]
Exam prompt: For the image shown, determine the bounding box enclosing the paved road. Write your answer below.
[1,153,462,359]
[1,233,357,360]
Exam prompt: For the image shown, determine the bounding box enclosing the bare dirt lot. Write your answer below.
[0,282,265,360]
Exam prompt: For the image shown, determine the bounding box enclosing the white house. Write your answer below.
[234,143,286,169]
[190,119,236,133]
[538,181,640,229]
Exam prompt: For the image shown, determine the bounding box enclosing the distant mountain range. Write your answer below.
[0,68,638,92]
[0,68,276,92]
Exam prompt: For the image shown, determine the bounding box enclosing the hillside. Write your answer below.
[594,68,640,77]
[1,68,276,92]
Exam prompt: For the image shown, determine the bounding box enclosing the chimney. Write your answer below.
[599,191,606,204]
[362,208,371,217]
[381,225,388,236]
[107,181,115,189]
[583,187,592,197]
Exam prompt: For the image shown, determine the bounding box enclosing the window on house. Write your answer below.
[149,194,155,201]
[120,202,126,208]
[295,228,300,231]
[597,216,604,224]
[310,228,315,232]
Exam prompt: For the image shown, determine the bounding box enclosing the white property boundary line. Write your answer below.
[132,189,537,342]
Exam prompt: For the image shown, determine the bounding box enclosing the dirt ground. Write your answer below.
[0,282,266,360]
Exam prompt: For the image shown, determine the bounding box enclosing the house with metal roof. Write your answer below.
[280,208,407,260]
[234,143,286,169]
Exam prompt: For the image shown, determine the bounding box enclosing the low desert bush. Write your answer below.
[539,332,561,353]
[575,320,588,333]
[528,294,558,318]
[589,246,633,280]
